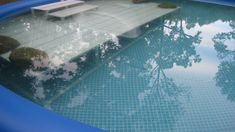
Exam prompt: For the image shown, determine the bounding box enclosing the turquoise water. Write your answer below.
[1,0,235,132]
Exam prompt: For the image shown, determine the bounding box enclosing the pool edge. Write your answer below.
[0,85,104,132]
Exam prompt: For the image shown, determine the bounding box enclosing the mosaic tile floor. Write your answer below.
[0,0,235,131]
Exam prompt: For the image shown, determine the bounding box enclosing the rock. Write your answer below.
[9,47,49,69]
[158,2,177,8]
[0,35,20,54]
[132,0,149,4]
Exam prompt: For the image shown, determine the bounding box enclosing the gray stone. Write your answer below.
[0,35,20,54]
[158,2,177,9]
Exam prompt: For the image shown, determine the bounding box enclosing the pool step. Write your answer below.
[48,4,98,20]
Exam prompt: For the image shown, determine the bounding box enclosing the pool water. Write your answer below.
[0,0,235,132]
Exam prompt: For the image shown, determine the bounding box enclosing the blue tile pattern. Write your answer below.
[0,0,235,132]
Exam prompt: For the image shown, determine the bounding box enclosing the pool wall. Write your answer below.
[191,0,235,7]
[1,0,234,21]
[0,0,59,21]
[0,85,103,132]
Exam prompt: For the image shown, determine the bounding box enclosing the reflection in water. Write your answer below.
[36,36,119,102]
[1,1,202,131]
[67,89,89,108]
[214,21,235,101]
[1,0,235,131]
[138,18,202,103]
[131,16,201,131]
[216,61,235,101]
[82,12,202,131]
[24,62,78,99]
[0,26,121,104]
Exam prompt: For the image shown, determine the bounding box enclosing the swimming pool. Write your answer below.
[0,0,235,131]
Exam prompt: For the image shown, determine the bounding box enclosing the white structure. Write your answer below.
[1,0,178,64]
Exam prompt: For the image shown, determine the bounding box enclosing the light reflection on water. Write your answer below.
[0,0,235,131]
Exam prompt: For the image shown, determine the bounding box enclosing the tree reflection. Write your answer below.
[129,16,201,131]
[99,15,202,131]
[216,61,235,101]
[157,0,235,30]
[213,21,235,102]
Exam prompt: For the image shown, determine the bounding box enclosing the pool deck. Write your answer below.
[0,0,178,64]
